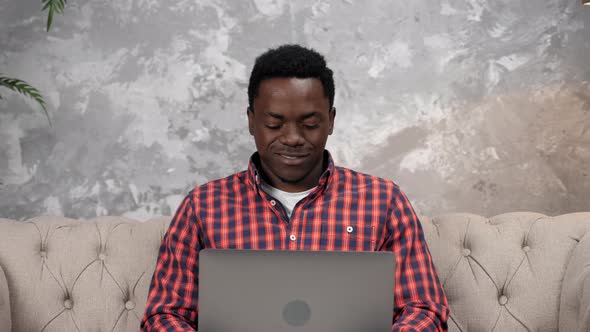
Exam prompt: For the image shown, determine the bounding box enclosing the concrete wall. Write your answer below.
[1,0,589,220]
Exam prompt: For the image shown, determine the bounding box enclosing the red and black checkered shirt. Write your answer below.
[142,152,449,331]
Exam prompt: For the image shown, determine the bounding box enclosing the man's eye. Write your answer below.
[304,123,320,129]
[265,124,281,129]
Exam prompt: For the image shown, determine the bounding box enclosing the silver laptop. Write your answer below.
[199,249,395,332]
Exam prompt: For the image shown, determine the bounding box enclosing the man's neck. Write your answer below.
[253,152,328,193]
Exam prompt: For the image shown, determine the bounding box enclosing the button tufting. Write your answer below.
[64,299,73,309]
[125,300,136,310]
[40,250,47,258]
[498,295,508,305]
[98,253,107,260]
[462,248,471,257]
[523,246,530,252]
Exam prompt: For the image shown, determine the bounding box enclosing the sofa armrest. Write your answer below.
[560,234,590,332]
[0,263,11,332]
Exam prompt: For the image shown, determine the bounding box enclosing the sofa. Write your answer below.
[0,212,589,331]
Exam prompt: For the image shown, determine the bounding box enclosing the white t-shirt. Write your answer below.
[260,182,316,218]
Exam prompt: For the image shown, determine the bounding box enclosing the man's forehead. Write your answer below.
[259,77,321,89]
[256,77,325,98]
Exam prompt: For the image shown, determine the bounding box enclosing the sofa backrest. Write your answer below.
[0,216,170,332]
[420,212,590,332]
[559,227,590,332]
[1,212,590,332]
[0,262,11,332]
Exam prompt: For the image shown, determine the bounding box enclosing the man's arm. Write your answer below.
[141,194,201,331]
[382,187,449,332]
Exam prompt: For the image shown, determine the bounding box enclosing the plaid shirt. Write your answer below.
[142,152,449,331]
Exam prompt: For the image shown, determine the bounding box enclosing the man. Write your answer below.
[141,44,449,331]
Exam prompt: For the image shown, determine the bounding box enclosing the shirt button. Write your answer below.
[270,200,277,206]
[289,234,297,241]
[346,226,354,233]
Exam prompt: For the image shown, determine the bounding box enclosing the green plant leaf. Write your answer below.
[42,0,67,32]
[0,75,52,126]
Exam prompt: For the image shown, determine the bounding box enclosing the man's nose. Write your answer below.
[279,123,305,146]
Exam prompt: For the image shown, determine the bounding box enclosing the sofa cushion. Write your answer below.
[0,262,11,332]
[560,228,590,331]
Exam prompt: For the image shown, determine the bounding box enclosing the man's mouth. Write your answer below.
[279,154,305,160]
[276,153,310,164]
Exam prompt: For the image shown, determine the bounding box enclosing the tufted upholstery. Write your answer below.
[0,212,589,331]
[420,212,590,332]
[560,227,590,332]
[0,262,11,332]
[0,216,170,332]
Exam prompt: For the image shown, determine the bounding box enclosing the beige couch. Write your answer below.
[1,212,590,331]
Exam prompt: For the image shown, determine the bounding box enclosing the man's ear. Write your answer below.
[247,107,255,136]
[328,107,336,135]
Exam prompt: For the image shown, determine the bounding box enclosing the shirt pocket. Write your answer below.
[339,223,378,251]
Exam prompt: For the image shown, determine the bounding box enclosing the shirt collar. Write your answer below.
[246,150,335,193]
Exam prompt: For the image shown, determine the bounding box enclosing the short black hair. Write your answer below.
[247,44,335,111]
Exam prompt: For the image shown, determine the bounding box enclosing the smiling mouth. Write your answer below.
[276,153,310,163]
[279,154,306,159]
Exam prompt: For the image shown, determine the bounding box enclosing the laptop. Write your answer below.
[198,249,395,332]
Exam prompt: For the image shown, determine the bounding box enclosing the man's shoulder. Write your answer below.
[186,170,249,198]
[333,166,401,193]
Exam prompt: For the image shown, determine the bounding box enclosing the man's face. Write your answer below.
[248,77,335,193]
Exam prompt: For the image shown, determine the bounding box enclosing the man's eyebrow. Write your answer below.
[263,111,322,119]
[301,111,320,119]
[264,112,284,119]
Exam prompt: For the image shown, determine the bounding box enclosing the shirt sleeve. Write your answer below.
[141,194,202,331]
[381,186,450,332]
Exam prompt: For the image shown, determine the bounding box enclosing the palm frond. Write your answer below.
[42,0,67,32]
[0,75,52,125]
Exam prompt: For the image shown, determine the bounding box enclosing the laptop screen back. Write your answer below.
[199,249,395,332]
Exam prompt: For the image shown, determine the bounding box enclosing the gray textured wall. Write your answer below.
[1,0,589,220]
